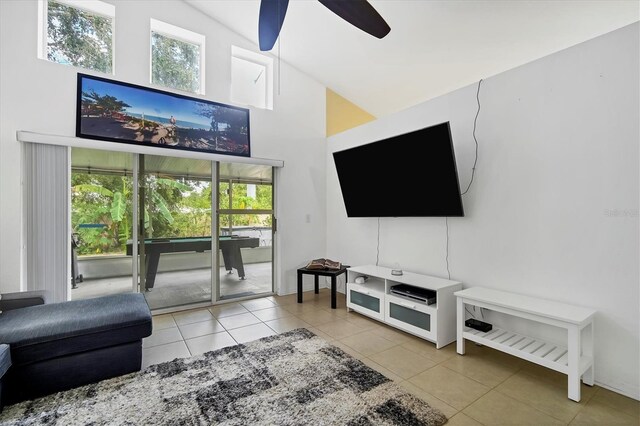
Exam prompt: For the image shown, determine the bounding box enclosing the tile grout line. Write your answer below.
[145,292,335,362]
[489,386,577,425]
[170,313,192,355]
[564,386,603,425]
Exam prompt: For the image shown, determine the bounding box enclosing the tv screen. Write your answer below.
[332,122,464,217]
[76,73,250,157]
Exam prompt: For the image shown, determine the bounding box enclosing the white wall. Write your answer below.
[327,23,639,398]
[0,0,327,295]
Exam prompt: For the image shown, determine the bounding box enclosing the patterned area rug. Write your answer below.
[1,329,447,425]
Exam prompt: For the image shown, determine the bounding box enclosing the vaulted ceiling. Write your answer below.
[186,0,639,117]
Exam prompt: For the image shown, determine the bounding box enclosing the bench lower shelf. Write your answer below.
[462,326,592,376]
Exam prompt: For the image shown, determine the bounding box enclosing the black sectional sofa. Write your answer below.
[0,291,152,408]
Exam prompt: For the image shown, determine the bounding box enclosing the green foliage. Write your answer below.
[47,1,113,73]
[172,183,212,237]
[72,174,131,255]
[142,176,190,237]
[72,173,274,256]
[219,183,273,228]
[152,191,174,225]
[157,178,191,192]
[110,191,125,222]
[231,184,272,210]
[151,32,200,93]
[74,183,113,197]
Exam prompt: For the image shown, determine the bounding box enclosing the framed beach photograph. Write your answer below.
[76,73,250,157]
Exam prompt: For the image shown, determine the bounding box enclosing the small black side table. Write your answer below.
[297,265,350,309]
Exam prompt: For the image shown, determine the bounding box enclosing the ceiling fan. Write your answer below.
[258,0,391,51]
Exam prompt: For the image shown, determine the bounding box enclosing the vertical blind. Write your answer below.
[22,143,69,303]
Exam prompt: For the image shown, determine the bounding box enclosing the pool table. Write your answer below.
[125,236,259,289]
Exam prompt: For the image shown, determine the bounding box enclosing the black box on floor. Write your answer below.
[465,318,492,332]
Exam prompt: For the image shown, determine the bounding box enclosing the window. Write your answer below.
[150,19,205,94]
[231,46,274,110]
[39,0,115,74]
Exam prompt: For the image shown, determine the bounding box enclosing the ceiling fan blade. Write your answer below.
[258,0,290,51]
[318,0,390,39]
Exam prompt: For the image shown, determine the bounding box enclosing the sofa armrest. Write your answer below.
[0,290,48,312]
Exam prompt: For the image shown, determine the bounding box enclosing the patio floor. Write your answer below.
[71,262,273,310]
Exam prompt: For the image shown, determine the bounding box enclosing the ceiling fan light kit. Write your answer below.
[258,0,390,51]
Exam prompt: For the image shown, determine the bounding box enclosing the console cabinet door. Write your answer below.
[347,283,385,321]
[385,293,437,341]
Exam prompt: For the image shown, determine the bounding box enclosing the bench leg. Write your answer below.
[457,297,465,355]
[297,271,303,303]
[568,325,581,402]
[583,322,595,386]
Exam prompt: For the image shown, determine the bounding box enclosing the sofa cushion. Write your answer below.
[0,293,152,365]
[0,344,10,377]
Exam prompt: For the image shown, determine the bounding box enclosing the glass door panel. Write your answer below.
[70,148,135,300]
[218,213,273,299]
[139,154,213,310]
[217,165,274,300]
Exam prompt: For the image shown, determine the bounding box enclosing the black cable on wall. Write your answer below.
[446,78,483,280]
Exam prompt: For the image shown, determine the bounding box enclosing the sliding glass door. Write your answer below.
[70,148,135,300]
[138,154,213,310]
[70,149,276,310]
[217,163,274,300]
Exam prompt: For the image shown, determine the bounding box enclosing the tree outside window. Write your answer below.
[72,173,213,256]
[46,0,113,73]
[151,32,201,93]
[218,182,273,229]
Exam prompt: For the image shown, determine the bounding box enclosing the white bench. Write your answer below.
[455,287,596,402]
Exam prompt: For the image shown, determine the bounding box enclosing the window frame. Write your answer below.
[149,18,206,95]
[231,46,274,110]
[38,0,116,74]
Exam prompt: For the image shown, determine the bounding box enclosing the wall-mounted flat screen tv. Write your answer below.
[76,73,250,157]
[332,121,464,217]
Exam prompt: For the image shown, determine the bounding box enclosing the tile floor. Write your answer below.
[143,288,639,426]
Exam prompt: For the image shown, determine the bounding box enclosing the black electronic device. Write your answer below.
[390,284,436,305]
[332,122,464,217]
[465,318,492,332]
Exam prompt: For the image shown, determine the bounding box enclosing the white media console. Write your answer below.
[346,265,462,348]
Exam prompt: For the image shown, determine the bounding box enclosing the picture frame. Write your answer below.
[76,73,251,157]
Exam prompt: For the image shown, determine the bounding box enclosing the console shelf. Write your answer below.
[346,265,462,348]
